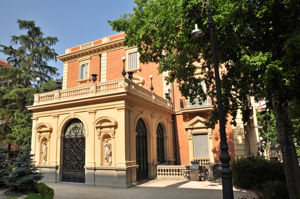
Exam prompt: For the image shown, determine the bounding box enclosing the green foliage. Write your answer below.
[25,193,42,199]
[38,79,62,93]
[0,19,59,151]
[5,145,42,193]
[0,146,10,187]
[289,99,300,158]
[262,180,289,199]
[0,19,58,86]
[231,156,285,190]
[33,183,54,199]
[24,183,54,199]
[257,110,280,157]
[3,189,23,197]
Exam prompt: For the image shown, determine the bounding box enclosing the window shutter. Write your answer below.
[193,134,209,158]
[129,52,137,69]
[84,64,88,79]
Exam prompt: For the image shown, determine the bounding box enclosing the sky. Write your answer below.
[0,0,135,78]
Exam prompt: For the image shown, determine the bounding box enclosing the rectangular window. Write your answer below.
[186,81,209,108]
[79,63,89,80]
[128,52,138,70]
[193,134,209,158]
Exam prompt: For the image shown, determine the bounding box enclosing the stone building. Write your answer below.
[28,33,259,187]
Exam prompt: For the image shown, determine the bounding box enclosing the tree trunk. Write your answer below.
[7,143,11,158]
[271,93,300,198]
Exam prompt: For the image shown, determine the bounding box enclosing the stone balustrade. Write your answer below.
[33,78,172,110]
[157,165,190,179]
[193,157,211,166]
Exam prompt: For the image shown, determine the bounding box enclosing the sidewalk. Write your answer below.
[47,179,258,199]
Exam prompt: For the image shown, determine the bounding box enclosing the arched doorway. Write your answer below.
[156,123,165,163]
[62,119,85,183]
[136,118,148,181]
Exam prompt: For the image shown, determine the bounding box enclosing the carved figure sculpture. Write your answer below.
[42,142,47,163]
[104,139,112,165]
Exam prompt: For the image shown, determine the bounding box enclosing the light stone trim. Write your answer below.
[58,38,124,62]
[62,63,68,90]
[163,71,171,97]
[157,165,189,179]
[184,116,214,164]
[101,53,107,82]
[126,47,140,72]
[35,123,53,165]
[30,78,172,112]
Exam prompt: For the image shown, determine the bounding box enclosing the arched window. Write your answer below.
[136,118,148,181]
[156,123,165,163]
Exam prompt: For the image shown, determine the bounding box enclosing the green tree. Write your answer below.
[289,99,300,157]
[5,145,42,193]
[0,146,10,187]
[257,110,280,159]
[0,20,59,154]
[109,0,300,197]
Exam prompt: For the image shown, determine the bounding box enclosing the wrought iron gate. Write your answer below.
[157,124,165,163]
[62,119,85,183]
[136,119,148,181]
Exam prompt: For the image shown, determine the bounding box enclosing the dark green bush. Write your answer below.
[5,145,42,192]
[0,146,10,188]
[34,183,54,199]
[231,156,285,190]
[262,180,288,199]
[25,193,42,199]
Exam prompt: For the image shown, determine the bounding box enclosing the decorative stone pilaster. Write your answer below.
[35,123,53,165]
[94,117,118,166]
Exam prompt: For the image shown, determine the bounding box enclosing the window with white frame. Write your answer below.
[186,81,209,107]
[79,63,89,80]
[128,52,139,70]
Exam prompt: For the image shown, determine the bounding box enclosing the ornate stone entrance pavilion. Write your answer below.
[28,78,174,187]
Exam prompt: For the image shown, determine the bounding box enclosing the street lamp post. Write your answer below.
[36,77,41,93]
[122,56,126,77]
[91,74,98,83]
[191,1,234,198]
[149,75,154,91]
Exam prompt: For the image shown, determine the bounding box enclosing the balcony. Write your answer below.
[178,97,213,114]
[31,78,172,111]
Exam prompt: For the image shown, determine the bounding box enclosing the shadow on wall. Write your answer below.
[212,128,235,163]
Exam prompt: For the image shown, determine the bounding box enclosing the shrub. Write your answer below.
[24,183,54,199]
[0,146,10,187]
[5,145,42,192]
[262,180,288,199]
[34,183,54,199]
[25,193,42,199]
[231,156,285,190]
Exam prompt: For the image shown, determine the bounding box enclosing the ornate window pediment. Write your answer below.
[35,123,53,141]
[94,117,118,139]
[184,116,207,130]
[185,116,212,165]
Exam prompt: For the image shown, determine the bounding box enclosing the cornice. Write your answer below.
[176,106,213,115]
[57,38,125,62]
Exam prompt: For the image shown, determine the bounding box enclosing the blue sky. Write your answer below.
[0,0,135,78]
